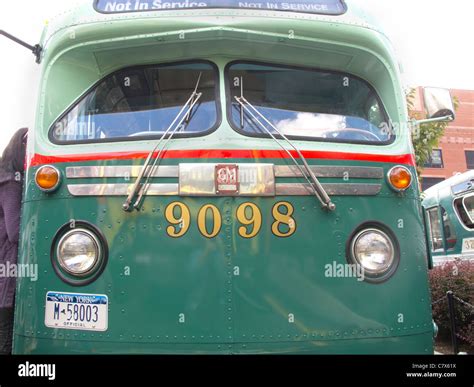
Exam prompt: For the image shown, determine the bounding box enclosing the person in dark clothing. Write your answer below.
[0,128,27,354]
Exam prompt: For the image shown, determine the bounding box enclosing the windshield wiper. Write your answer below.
[234,95,336,211]
[122,74,203,212]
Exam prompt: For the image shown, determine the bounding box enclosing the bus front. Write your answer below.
[13,0,434,354]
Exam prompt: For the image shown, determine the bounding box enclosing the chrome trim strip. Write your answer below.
[66,165,383,179]
[66,166,179,179]
[275,183,382,196]
[274,165,384,179]
[68,183,381,197]
[68,184,179,197]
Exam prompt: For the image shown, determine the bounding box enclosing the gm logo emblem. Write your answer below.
[215,164,239,195]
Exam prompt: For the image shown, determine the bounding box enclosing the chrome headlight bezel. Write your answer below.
[51,222,108,286]
[56,229,101,276]
[347,223,400,283]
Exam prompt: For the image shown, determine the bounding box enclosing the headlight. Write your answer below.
[57,229,101,276]
[350,228,396,277]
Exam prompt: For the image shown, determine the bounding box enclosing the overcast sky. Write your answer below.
[0,0,473,152]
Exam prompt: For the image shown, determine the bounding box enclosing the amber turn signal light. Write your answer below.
[35,165,61,192]
[387,166,412,192]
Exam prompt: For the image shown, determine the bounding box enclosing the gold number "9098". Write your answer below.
[165,201,296,239]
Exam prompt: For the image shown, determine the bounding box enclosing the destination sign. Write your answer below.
[95,0,347,15]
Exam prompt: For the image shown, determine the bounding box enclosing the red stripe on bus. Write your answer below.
[30,150,416,167]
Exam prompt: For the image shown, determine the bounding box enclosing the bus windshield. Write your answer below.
[228,62,392,144]
[51,62,219,143]
[463,195,474,223]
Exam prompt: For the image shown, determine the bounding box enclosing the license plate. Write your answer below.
[462,238,474,253]
[45,291,108,331]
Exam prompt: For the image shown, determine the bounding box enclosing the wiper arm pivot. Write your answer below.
[122,74,203,211]
[235,96,335,211]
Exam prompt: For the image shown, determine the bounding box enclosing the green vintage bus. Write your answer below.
[9,0,455,354]
[422,171,474,266]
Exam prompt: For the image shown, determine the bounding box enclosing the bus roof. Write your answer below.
[40,0,385,48]
[423,170,474,204]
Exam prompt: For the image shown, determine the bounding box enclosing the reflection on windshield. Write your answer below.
[51,62,218,143]
[232,105,385,142]
[68,103,217,139]
[276,112,346,134]
[229,63,392,143]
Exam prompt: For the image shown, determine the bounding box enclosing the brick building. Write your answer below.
[413,88,474,191]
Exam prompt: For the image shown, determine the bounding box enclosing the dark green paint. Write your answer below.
[13,160,433,354]
[12,3,434,354]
